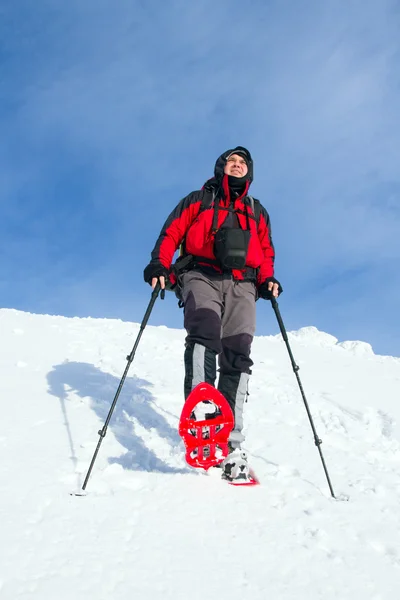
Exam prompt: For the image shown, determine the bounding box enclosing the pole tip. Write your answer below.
[335,492,350,502]
[70,489,88,497]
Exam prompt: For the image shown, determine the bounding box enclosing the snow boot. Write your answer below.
[220,448,250,482]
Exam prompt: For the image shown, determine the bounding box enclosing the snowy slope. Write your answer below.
[1,307,400,600]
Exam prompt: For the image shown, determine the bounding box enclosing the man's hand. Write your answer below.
[151,275,166,290]
[143,262,169,288]
[267,280,280,298]
[258,277,283,300]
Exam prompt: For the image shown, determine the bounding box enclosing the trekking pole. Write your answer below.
[270,297,336,499]
[77,283,162,494]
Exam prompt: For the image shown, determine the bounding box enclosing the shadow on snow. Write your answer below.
[47,361,190,475]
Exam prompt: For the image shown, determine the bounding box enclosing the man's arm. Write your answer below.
[144,190,203,288]
[256,205,282,299]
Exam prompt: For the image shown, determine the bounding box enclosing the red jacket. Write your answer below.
[148,174,275,285]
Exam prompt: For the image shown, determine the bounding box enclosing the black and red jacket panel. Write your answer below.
[148,174,275,286]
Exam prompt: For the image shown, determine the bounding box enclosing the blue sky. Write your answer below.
[1,0,400,357]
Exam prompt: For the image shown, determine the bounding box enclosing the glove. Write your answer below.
[143,262,170,286]
[258,277,283,300]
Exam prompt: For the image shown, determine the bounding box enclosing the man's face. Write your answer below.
[224,154,248,178]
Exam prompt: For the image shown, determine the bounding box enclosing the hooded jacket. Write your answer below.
[147,146,275,285]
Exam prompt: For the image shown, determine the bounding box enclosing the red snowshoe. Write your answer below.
[179,382,234,470]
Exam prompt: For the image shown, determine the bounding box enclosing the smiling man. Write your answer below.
[225,152,248,176]
[144,146,282,481]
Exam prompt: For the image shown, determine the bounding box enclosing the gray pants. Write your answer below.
[181,270,257,447]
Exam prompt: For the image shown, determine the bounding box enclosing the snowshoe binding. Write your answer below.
[221,448,259,486]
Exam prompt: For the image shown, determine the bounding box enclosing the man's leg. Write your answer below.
[217,280,256,448]
[181,271,223,398]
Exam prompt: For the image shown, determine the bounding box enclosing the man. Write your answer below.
[144,146,282,481]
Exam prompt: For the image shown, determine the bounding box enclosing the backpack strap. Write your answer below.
[179,188,215,257]
[246,195,261,228]
[201,187,216,210]
[198,187,219,233]
[201,190,261,229]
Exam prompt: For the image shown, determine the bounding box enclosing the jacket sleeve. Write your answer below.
[256,204,276,285]
[149,191,203,269]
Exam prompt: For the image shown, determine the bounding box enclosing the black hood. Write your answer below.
[214,146,254,183]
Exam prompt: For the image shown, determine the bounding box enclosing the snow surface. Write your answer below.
[1,307,400,600]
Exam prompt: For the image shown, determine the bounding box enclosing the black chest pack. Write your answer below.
[203,189,261,270]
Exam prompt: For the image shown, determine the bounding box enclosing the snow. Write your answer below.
[1,307,400,599]
[288,325,339,347]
